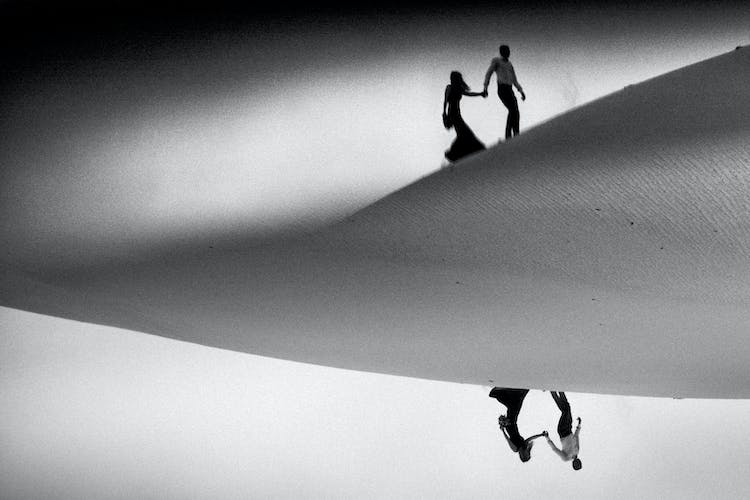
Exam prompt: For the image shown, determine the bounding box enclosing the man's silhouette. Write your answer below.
[489,387,546,462]
[545,391,582,470]
[483,44,526,140]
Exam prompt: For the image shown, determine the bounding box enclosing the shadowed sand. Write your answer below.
[2,48,750,398]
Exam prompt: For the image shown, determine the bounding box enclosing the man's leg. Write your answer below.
[558,392,569,406]
[555,392,573,438]
[551,391,561,406]
[505,114,513,139]
[497,84,520,139]
[509,101,520,137]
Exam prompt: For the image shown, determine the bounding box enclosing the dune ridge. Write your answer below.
[2,48,750,398]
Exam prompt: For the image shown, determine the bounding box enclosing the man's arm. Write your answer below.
[545,436,567,460]
[511,65,526,100]
[574,417,582,437]
[483,58,498,92]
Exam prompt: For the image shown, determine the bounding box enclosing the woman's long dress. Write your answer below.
[445,85,485,162]
[489,387,530,451]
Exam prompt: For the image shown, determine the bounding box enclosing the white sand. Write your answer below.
[2,47,749,398]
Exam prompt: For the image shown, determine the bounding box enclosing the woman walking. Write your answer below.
[443,71,486,162]
[489,387,546,462]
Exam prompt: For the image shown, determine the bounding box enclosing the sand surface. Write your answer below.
[2,48,750,398]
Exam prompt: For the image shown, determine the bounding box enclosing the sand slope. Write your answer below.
[3,48,750,398]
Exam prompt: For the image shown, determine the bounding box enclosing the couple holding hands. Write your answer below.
[490,387,583,470]
[443,44,526,162]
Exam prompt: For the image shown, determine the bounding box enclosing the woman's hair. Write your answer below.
[449,71,469,91]
[499,44,510,58]
[518,441,533,462]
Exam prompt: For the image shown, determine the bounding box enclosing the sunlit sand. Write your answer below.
[2,48,749,398]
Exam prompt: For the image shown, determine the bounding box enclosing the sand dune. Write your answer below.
[2,48,750,398]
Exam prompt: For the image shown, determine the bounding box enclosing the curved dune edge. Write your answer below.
[2,48,750,398]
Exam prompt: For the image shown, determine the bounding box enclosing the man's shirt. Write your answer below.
[547,426,581,460]
[484,58,523,91]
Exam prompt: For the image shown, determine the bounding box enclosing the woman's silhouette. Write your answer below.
[443,71,486,162]
[489,387,546,463]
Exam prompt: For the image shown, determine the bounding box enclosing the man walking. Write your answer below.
[483,44,526,140]
[545,391,582,470]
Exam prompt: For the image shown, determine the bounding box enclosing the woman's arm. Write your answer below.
[499,427,519,452]
[526,432,546,442]
[443,86,450,115]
